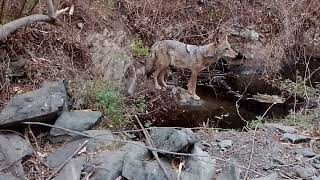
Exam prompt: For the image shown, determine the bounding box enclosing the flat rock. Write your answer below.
[313,177,320,180]
[218,140,233,149]
[0,174,21,180]
[295,148,317,157]
[184,143,216,180]
[216,159,241,180]
[88,143,144,180]
[49,110,102,142]
[0,133,33,179]
[252,173,278,180]
[264,123,297,134]
[0,80,67,127]
[52,157,85,180]
[47,130,119,168]
[296,167,315,178]
[150,128,198,157]
[122,156,197,180]
[47,139,87,168]
[282,133,310,144]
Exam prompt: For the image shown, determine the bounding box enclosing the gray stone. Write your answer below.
[89,143,141,180]
[184,143,216,180]
[282,133,310,144]
[312,163,320,169]
[295,148,317,157]
[313,177,320,180]
[0,133,33,179]
[264,123,297,134]
[216,159,241,180]
[150,128,198,157]
[122,156,197,180]
[53,157,85,180]
[47,130,119,168]
[47,139,87,168]
[0,80,67,127]
[296,167,315,178]
[49,110,102,142]
[218,140,233,149]
[252,173,278,180]
[82,130,121,153]
[0,174,21,180]
[87,28,132,82]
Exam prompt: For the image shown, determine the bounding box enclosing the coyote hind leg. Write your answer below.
[187,70,200,100]
[159,67,169,89]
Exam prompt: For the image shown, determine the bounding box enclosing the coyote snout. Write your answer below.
[146,33,238,100]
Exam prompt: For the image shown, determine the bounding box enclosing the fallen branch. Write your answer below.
[46,139,89,180]
[135,115,172,180]
[0,0,70,41]
[24,121,265,176]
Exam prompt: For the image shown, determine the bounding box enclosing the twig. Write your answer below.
[28,125,40,151]
[135,115,172,180]
[24,122,265,176]
[46,140,89,180]
[243,124,258,180]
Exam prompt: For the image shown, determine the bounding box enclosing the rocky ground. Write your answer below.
[0,80,320,180]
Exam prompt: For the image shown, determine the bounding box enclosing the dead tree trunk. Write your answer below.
[0,0,70,41]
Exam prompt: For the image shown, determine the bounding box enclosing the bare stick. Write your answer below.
[0,0,6,22]
[243,124,258,179]
[0,0,70,41]
[46,140,89,180]
[23,121,265,176]
[135,115,172,180]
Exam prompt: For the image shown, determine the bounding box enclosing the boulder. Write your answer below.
[264,123,297,134]
[282,133,310,144]
[49,110,102,143]
[0,80,67,127]
[150,128,198,157]
[0,133,33,179]
[184,143,216,180]
[52,157,85,180]
[216,159,241,180]
[47,130,119,168]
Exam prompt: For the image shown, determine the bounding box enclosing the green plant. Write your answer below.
[131,38,150,57]
[4,65,12,84]
[96,89,125,125]
[248,116,265,129]
[276,75,320,98]
[136,96,147,113]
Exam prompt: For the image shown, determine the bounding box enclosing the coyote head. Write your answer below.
[214,34,238,59]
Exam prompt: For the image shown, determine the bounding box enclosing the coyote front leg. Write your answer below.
[152,68,162,90]
[188,70,200,100]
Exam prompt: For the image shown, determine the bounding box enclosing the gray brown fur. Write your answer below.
[146,35,238,100]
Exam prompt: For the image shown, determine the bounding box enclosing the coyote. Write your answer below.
[145,34,238,100]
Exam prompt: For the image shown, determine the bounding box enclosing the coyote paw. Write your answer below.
[192,95,201,101]
[155,84,162,90]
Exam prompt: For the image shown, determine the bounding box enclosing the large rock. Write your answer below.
[216,159,241,180]
[52,157,85,180]
[281,133,311,144]
[88,143,145,180]
[0,80,67,127]
[47,130,119,168]
[184,143,216,180]
[49,110,102,143]
[150,128,198,157]
[86,28,132,82]
[264,123,297,134]
[0,133,33,179]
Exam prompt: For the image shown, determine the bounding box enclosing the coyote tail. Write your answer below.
[145,45,157,75]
